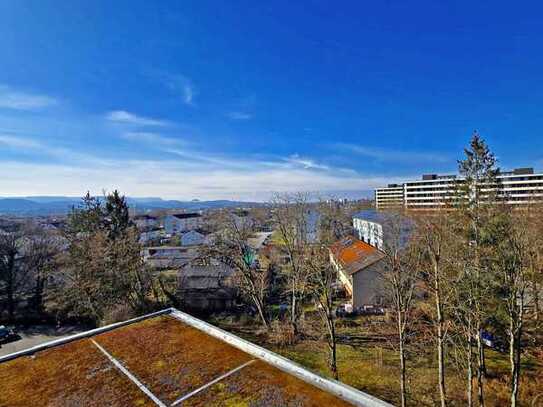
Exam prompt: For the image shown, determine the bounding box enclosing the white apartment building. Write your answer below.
[374,184,404,210]
[375,168,543,210]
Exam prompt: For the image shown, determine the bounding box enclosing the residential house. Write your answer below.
[180,230,206,246]
[139,228,163,244]
[293,208,320,243]
[231,209,251,229]
[133,214,159,230]
[353,209,413,250]
[163,213,203,235]
[177,263,237,312]
[247,231,273,251]
[142,246,200,269]
[330,236,386,308]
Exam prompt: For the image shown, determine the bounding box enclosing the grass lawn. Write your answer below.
[212,315,543,406]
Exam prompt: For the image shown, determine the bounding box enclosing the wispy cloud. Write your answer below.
[0,85,57,111]
[285,154,329,170]
[151,72,196,106]
[227,111,252,120]
[0,132,382,200]
[0,133,113,166]
[106,110,169,127]
[0,157,399,201]
[0,134,43,149]
[120,131,183,146]
[336,143,451,163]
[183,83,194,105]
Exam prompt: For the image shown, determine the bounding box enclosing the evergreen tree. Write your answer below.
[456,131,500,407]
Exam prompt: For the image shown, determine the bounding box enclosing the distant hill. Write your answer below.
[0,196,261,216]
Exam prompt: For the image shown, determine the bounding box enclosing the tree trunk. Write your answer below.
[6,254,16,321]
[434,262,447,407]
[253,295,269,329]
[476,324,485,407]
[467,315,474,407]
[330,343,338,380]
[509,296,524,407]
[291,286,298,335]
[34,274,45,314]
[398,315,407,407]
[467,345,474,407]
[328,316,338,380]
[533,281,540,321]
[509,320,519,407]
[7,284,14,321]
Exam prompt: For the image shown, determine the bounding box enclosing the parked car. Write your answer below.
[0,325,17,343]
[336,304,385,317]
[481,330,506,353]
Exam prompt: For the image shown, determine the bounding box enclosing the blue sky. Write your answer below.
[1,1,543,200]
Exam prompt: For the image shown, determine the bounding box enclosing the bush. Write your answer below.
[267,319,296,347]
[100,304,137,326]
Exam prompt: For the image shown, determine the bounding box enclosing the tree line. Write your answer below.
[380,133,542,407]
[0,190,162,326]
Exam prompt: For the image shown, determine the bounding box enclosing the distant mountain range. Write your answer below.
[0,196,261,216]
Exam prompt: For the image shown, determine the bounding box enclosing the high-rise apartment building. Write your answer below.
[375,167,543,210]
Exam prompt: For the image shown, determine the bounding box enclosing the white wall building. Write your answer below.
[374,184,404,210]
[375,167,543,210]
[163,213,203,235]
[353,212,384,250]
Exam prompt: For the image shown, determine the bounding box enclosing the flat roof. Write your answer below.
[0,308,391,407]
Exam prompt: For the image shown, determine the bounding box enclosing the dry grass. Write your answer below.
[185,360,353,407]
[0,338,154,407]
[0,315,357,407]
[95,315,254,404]
[270,338,543,406]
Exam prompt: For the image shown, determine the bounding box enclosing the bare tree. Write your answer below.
[0,231,30,321]
[380,211,419,407]
[23,225,62,314]
[271,193,313,336]
[415,210,454,407]
[489,207,538,407]
[306,245,339,379]
[203,210,270,328]
[449,239,477,407]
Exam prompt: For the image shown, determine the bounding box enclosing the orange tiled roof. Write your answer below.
[330,236,385,275]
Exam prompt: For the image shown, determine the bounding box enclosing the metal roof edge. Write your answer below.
[1,307,393,407]
[169,308,393,407]
[0,308,172,364]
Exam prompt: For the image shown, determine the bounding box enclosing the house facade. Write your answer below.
[330,236,386,308]
[142,246,200,269]
[177,263,237,312]
[139,228,163,244]
[163,213,203,235]
[133,214,159,229]
[353,211,384,250]
[180,230,206,246]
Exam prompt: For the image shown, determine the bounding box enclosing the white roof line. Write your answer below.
[169,309,393,407]
[1,307,393,407]
[171,359,256,406]
[91,339,167,407]
[0,308,172,363]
